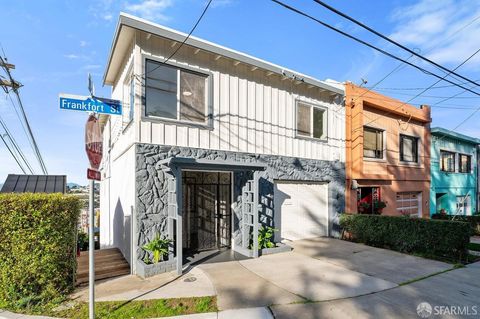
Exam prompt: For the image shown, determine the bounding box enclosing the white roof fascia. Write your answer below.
[103,12,344,95]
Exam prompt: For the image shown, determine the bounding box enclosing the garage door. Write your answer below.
[273,181,329,241]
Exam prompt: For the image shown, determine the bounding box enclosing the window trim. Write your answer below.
[363,126,385,160]
[399,134,419,163]
[122,65,135,133]
[458,153,472,174]
[294,99,328,141]
[440,150,456,173]
[142,56,214,128]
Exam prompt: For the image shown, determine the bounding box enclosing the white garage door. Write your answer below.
[274,181,329,241]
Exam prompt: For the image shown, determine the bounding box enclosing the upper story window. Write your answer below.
[399,134,419,163]
[145,59,209,124]
[296,101,327,140]
[440,150,455,172]
[459,154,472,173]
[363,126,383,159]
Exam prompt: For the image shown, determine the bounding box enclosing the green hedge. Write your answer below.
[340,214,470,262]
[431,214,480,236]
[0,193,81,310]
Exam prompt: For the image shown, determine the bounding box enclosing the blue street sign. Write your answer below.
[59,93,122,115]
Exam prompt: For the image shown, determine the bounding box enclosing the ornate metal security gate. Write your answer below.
[182,171,232,251]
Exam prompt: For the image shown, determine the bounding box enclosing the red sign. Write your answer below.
[87,168,101,181]
[85,114,103,170]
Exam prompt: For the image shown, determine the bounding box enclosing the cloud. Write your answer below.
[124,0,174,22]
[211,0,234,8]
[64,54,80,59]
[80,40,88,47]
[82,64,102,70]
[390,0,480,67]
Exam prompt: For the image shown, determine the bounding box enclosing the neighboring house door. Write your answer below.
[357,187,381,214]
[456,195,471,215]
[396,192,422,217]
[274,181,328,241]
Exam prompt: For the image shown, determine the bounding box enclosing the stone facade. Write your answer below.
[135,143,345,261]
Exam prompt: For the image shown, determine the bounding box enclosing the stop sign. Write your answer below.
[85,114,103,170]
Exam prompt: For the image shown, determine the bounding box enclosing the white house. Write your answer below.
[99,13,346,277]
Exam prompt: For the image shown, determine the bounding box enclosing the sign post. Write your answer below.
[85,114,102,319]
[59,80,121,319]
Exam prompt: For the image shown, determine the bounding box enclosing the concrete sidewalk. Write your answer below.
[271,262,480,319]
[0,307,274,319]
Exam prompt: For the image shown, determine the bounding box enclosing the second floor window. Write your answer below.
[145,59,209,123]
[459,154,471,173]
[296,101,327,139]
[400,134,419,163]
[363,127,383,159]
[440,150,455,172]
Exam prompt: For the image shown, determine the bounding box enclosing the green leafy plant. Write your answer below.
[357,201,371,214]
[373,201,386,214]
[77,231,88,251]
[258,226,278,249]
[340,213,470,262]
[143,235,172,263]
[0,193,81,310]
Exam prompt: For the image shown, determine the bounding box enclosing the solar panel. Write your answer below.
[0,175,67,194]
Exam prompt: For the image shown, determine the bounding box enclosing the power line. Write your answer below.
[0,115,34,174]
[136,0,213,80]
[270,0,480,98]
[312,0,480,89]
[0,55,47,174]
[0,133,26,174]
[362,46,480,129]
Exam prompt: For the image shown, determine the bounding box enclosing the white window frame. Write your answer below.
[142,56,214,128]
[363,125,386,161]
[294,99,328,141]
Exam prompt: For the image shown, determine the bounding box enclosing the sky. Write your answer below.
[0,0,480,185]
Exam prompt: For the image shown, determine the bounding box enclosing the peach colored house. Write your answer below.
[345,83,431,217]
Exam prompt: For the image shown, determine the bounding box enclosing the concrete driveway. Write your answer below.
[198,238,453,310]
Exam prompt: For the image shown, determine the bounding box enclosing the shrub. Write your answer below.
[432,214,480,236]
[340,214,470,262]
[0,193,81,310]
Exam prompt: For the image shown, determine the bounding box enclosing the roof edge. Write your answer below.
[431,127,480,144]
[103,13,344,95]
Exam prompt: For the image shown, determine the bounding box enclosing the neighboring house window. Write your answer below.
[296,101,327,139]
[440,151,455,172]
[459,154,471,173]
[399,134,419,163]
[363,127,383,159]
[145,59,209,123]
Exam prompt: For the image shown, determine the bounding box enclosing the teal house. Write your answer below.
[430,127,480,216]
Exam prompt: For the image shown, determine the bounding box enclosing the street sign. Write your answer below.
[59,93,122,115]
[85,114,103,170]
[87,168,101,181]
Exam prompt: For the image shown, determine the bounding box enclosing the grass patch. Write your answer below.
[467,242,480,251]
[1,296,217,319]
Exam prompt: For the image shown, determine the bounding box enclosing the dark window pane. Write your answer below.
[313,108,324,139]
[180,70,207,122]
[459,154,471,173]
[145,60,177,119]
[297,103,311,136]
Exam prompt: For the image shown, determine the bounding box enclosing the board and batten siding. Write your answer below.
[131,31,345,162]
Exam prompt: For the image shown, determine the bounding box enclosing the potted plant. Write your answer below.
[142,234,172,263]
[358,201,370,214]
[373,201,386,214]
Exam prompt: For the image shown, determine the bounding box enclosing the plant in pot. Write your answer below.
[373,200,386,214]
[258,226,279,249]
[358,201,370,214]
[142,234,172,264]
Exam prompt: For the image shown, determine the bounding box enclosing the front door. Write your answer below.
[182,172,232,251]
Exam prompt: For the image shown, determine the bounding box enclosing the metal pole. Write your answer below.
[89,179,95,319]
